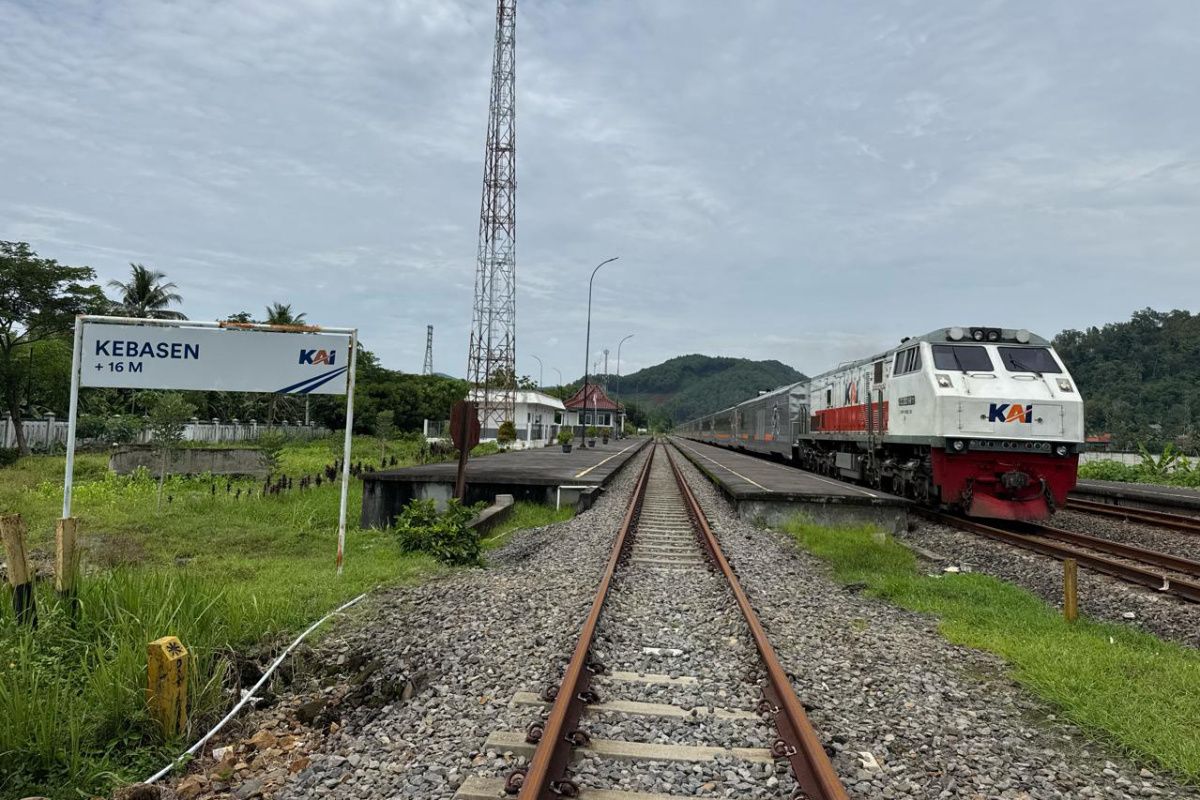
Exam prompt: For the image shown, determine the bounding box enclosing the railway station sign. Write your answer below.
[80,322,351,394]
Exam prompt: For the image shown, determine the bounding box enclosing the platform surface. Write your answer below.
[668,437,906,506]
[363,437,649,487]
[1074,478,1200,509]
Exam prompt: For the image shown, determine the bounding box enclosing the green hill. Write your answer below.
[609,354,805,424]
[1054,308,1200,450]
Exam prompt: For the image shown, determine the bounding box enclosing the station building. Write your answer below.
[561,384,625,438]
[467,388,566,449]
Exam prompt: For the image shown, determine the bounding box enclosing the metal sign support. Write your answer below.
[61,315,358,573]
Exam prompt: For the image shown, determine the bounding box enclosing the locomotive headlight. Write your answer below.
[935,373,953,388]
[1056,378,1074,392]
[951,439,966,452]
[1055,444,1069,457]
[986,329,1000,342]
[948,326,965,341]
[971,328,985,341]
[1016,329,1031,344]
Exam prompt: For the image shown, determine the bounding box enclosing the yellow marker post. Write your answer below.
[147,636,189,737]
[1063,558,1078,622]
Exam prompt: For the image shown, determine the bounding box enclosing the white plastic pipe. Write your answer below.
[144,591,368,785]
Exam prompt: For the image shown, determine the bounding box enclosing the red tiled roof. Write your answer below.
[564,383,622,411]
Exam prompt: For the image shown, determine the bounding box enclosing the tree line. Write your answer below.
[1,241,468,455]
[1054,308,1200,452]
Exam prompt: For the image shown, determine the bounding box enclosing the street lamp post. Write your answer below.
[582,256,619,441]
[551,367,563,388]
[530,354,543,389]
[616,334,634,396]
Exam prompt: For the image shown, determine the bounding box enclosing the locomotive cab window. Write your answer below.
[932,344,993,372]
[892,346,922,375]
[998,346,1062,374]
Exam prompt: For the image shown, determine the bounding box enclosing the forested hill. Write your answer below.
[614,355,805,423]
[1054,308,1200,449]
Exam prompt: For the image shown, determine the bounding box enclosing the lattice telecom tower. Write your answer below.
[423,325,434,376]
[466,0,517,433]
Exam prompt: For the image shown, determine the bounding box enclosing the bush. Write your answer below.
[393,498,483,566]
[557,429,574,445]
[585,426,599,439]
[107,415,144,444]
[0,448,18,468]
[76,413,109,439]
[497,420,517,446]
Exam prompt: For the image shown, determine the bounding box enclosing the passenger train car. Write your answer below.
[678,326,1084,521]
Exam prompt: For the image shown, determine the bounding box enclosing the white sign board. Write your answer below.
[80,323,351,394]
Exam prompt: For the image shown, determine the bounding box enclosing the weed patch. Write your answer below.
[782,519,1200,783]
[0,436,441,799]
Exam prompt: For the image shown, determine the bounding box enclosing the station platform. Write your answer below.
[668,437,908,533]
[360,437,651,528]
[1073,479,1200,512]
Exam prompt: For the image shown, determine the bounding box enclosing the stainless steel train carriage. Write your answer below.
[678,326,1085,521]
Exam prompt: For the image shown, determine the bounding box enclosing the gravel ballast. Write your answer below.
[671,446,1200,799]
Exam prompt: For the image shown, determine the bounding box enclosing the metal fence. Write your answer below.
[1,413,328,451]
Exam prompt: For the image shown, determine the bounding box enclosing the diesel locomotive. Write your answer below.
[677,326,1085,521]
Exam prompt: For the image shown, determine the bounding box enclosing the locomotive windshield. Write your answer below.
[998,346,1062,374]
[931,344,993,372]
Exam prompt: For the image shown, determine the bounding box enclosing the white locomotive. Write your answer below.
[678,326,1085,521]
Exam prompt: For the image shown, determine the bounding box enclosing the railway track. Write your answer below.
[459,443,848,800]
[923,511,1200,604]
[1066,497,1200,536]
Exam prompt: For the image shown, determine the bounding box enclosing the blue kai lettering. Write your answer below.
[298,349,336,366]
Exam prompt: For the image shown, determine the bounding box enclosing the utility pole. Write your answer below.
[423,325,434,376]
[603,349,609,390]
[466,0,518,435]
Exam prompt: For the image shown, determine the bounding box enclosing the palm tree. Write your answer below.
[264,303,306,326]
[107,263,186,319]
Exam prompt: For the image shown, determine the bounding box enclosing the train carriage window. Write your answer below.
[873,361,884,384]
[998,346,1062,374]
[932,344,993,371]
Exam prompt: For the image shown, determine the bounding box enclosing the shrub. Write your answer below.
[585,426,599,439]
[0,448,19,468]
[76,413,109,439]
[497,420,517,446]
[104,415,144,444]
[256,430,287,479]
[557,429,574,445]
[393,498,482,566]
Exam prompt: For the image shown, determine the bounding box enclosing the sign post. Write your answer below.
[450,400,480,500]
[62,316,358,572]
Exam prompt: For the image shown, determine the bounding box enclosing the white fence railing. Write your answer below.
[1,413,328,451]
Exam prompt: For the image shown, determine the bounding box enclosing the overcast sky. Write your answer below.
[3,1,1199,381]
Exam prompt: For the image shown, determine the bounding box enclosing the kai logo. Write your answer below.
[988,403,1033,423]
[299,349,337,366]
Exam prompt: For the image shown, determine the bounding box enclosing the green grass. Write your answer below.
[482,502,575,550]
[782,519,1200,783]
[0,436,447,799]
[1078,459,1200,488]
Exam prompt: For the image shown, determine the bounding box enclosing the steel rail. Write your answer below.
[1038,525,1200,579]
[511,446,655,799]
[664,446,851,800]
[1066,497,1200,536]
[922,511,1200,605]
